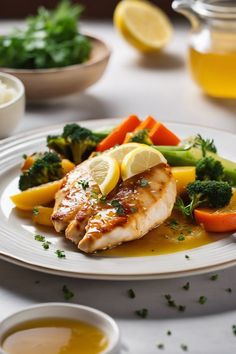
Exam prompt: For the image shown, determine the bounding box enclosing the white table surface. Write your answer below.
[1,20,236,354]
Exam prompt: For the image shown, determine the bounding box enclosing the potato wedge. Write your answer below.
[11,180,61,211]
[32,206,53,227]
[61,159,75,174]
[172,166,196,195]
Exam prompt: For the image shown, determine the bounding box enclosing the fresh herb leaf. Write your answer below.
[111,200,125,216]
[62,285,74,301]
[181,344,188,351]
[127,289,136,299]
[210,274,218,281]
[167,218,179,230]
[178,235,185,241]
[139,178,150,187]
[157,343,164,349]
[32,207,39,215]
[42,241,51,250]
[198,296,207,305]
[182,282,190,291]
[78,179,89,190]
[193,134,217,157]
[135,308,148,318]
[232,325,236,336]
[226,288,232,293]
[34,234,45,242]
[55,249,66,258]
[164,294,176,308]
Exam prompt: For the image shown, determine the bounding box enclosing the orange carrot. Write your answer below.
[96,115,141,152]
[123,115,156,143]
[194,190,236,232]
[149,120,180,146]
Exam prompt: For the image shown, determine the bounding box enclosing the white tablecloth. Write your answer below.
[1,20,236,354]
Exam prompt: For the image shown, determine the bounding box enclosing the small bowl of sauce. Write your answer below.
[0,303,120,354]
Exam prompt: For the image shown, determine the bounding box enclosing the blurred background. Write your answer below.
[1,0,176,18]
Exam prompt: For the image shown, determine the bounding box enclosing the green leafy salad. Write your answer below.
[0,1,91,69]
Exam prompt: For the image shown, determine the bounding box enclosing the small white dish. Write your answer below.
[0,72,25,138]
[0,302,120,354]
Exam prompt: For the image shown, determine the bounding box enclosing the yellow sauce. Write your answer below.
[2,318,108,354]
[100,211,223,257]
[189,47,236,98]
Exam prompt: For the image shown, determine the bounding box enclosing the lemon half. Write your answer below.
[121,145,167,180]
[114,0,173,52]
[88,155,120,195]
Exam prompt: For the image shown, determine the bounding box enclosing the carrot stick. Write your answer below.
[149,121,180,146]
[123,115,156,143]
[96,115,141,152]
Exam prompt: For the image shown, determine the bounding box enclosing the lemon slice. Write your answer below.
[88,155,120,195]
[105,143,141,164]
[114,0,173,52]
[121,145,167,180]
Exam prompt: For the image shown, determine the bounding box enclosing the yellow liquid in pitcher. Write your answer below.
[189,47,236,98]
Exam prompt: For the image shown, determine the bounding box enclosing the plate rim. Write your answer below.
[0,118,235,280]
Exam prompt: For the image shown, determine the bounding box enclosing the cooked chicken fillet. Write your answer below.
[52,161,99,233]
[77,163,176,253]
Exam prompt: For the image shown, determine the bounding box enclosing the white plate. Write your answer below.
[0,119,235,280]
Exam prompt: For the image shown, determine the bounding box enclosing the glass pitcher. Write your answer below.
[172,0,236,98]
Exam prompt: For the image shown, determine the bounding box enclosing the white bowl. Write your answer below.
[0,303,120,354]
[0,72,25,138]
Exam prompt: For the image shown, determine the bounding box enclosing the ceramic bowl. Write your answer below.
[0,72,25,138]
[0,303,120,354]
[0,35,111,101]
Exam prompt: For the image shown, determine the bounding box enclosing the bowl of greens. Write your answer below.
[0,1,111,101]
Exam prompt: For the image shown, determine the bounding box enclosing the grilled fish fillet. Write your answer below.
[78,163,176,253]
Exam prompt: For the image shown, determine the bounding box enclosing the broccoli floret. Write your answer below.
[196,156,224,181]
[175,180,232,218]
[19,152,63,191]
[47,123,105,165]
[129,129,153,145]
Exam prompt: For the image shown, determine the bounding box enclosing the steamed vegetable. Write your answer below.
[47,124,108,165]
[19,152,63,191]
[196,156,224,181]
[123,116,155,143]
[0,1,91,69]
[96,115,141,152]
[149,121,180,146]
[175,180,233,218]
[155,146,236,185]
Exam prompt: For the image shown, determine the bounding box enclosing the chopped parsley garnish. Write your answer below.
[226,288,232,293]
[130,206,138,214]
[167,330,172,336]
[157,343,164,349]
[34,234,45,242]
[185,255,190,260]
[164,294,176,308]
[181,344,188,351]
[32,207,39,215]
[55,249,66,258]
[127,288,136,299]
[135,308,148,318]
[178,235,185,241]
[139,178,150,187]
[111,199,125,216]
[62,285,74,301]
[198,296,207,304]
[210,274,218,281]
[22,154,27,159]
[42,241,51,250]
[232,325,236,336]
[178,305,186,312]
[182,282,190,291]
[78,179,89,190]
[99,195,107,203]
[167,218,179,230]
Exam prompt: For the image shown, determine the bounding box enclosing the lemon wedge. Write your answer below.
[88,155,120,195]
[114,0,173,52]
[105,143,141,164]
[121,145,167,180]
